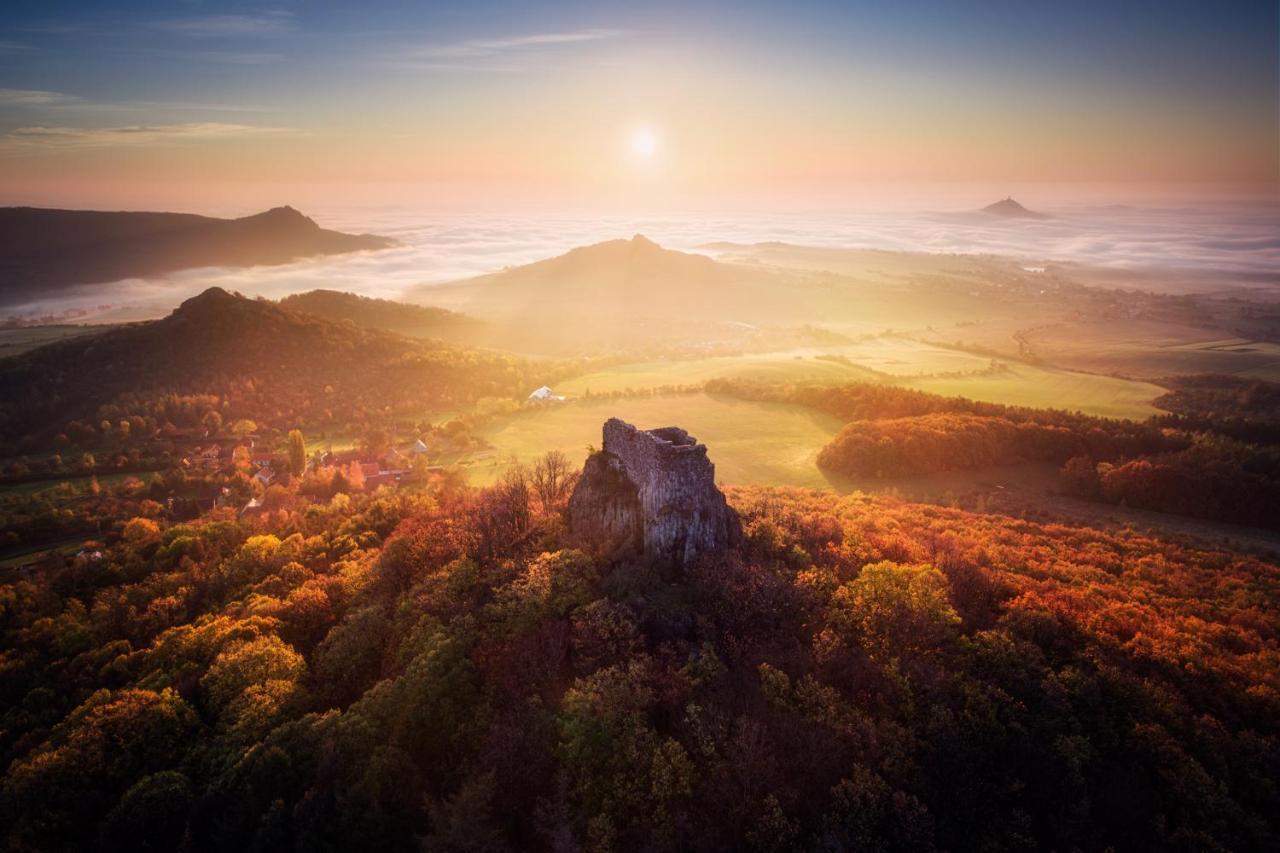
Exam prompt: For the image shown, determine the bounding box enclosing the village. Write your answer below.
[192,383,571,519]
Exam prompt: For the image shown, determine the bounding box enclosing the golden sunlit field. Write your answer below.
[452,392,846,488]
[901,362,1166,419]
[550,339,1165,421]
[461,339,1166,487]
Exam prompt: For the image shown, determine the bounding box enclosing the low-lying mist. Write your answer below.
[12,199,1279,322]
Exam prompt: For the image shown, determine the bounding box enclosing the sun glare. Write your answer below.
[629,128,657,159]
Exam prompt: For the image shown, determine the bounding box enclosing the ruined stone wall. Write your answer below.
[569,418,739,567]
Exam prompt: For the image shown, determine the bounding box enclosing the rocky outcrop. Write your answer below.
[568,418,740,567]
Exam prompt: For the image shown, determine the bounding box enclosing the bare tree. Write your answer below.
[531,450,577,514]
[470,462,533,561]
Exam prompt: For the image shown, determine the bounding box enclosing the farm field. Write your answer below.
[1024,320,1280,380]
[553,336,1165,421]
[454,392,846,488]
[1165,338,1280,381]
[903,361,1165,419]
[0,538,85,570]
[0,324,112,358]
[304,433,358,454]
[555,349,882,395]
[555,337,1017,394]
[0,472,135,497]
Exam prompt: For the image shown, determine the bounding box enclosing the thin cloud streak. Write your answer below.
[410,28,625,59]
[0,88,268,114]
[0,88,79,106]
[143,48,287,65]
[1,122,295,150]
[151,13,295,38]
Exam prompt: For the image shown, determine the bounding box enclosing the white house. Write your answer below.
[528,385,565,401]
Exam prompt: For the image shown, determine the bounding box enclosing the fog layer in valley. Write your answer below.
[10,199,1279,321]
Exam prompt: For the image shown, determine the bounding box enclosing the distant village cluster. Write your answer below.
[189,384,569,520]
[177,433,440,520]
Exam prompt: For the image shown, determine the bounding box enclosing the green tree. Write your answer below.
[2,689,196,849]
[829,561,960,660]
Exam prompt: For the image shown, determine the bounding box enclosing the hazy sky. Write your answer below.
[0,0,1276,211]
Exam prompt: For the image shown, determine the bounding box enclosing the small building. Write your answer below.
[240,497,267,517]
[412,439,429,455]
[528,385,565,402]
[365,471,400,490]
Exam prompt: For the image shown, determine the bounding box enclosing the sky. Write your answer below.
[0,0,1276,212]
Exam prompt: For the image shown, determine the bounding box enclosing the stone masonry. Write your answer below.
[568,418,740,567]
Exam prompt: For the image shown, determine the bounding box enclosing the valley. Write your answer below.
[4,3,1277,848]
[2,225,1278,853]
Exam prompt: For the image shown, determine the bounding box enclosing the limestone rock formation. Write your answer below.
[568,418,741,567]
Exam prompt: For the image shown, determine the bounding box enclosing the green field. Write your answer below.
[0,538,85,570]
[304,433,358,454]
[1020,322,1280,382]
[456,392,846,488]
[903,362,1165,420]
[827,337,994,376]
[557,351,880,395]
[0,325,113,359]
[553,338,1164,422]
[555,338,996,397]
[0,472,136,498]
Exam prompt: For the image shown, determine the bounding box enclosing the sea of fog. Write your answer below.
[13,199,1280,321]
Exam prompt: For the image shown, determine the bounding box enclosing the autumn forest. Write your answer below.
[3,1,1280,851]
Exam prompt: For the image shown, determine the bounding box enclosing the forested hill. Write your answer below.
[278,290,475,339]
[0,474,1275,851]
[413,234,788,322]
[0,206,395,304]
[0,287,538,444]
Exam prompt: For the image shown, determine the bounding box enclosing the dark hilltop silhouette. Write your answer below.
[981,196,1050,219]
[0,205,396,304]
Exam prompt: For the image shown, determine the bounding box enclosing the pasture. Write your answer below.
[904,362,1166,420]
[0,472,135,498]
[553,336,1165,421]
[556,337,996,397]
[0,325,111,359]
[454,392,846,488]
[1023,321,1280,381]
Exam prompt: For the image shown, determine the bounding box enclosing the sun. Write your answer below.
[629,128,657,159]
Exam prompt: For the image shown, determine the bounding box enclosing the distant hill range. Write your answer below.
[278,289,476,340]
[410,234,791,352]
[0,287,526,440]
[981,197,1049,219]
[0,206,395,304]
